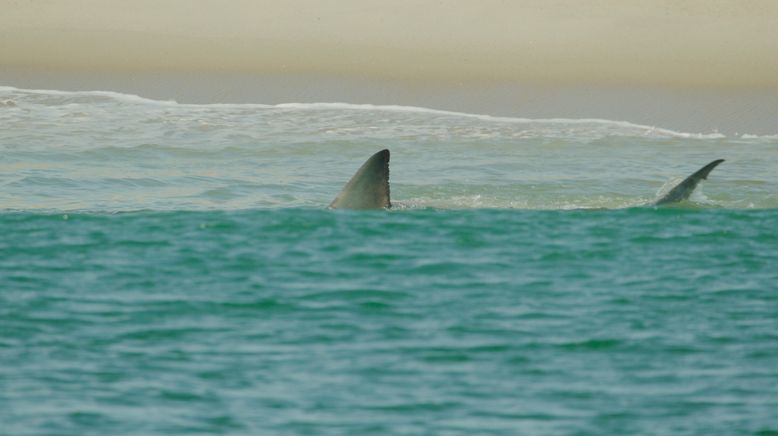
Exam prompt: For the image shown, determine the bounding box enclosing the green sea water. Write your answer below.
[2,209,777,434]
[1,86,778,434]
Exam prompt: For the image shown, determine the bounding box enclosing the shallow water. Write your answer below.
[1,86,777,434]
[2,86,777,211]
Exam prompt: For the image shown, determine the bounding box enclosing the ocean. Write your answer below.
[1,86,777,434]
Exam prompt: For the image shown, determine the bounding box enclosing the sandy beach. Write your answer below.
[2,0,778,133]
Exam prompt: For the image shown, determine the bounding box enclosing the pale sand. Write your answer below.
[2,1,778,134]
[2,0,778,89]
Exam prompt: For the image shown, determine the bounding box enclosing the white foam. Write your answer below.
[740,133,778,140]
[275,102,728,139]
[0,85,273,108]
[0,85,173,105]
[0,85,761,139]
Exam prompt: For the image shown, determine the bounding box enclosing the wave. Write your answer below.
[0,85,179,106]
[275,102,728,139]
[0,85,743,139]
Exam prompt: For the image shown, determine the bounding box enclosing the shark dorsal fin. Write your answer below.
[329,149,391,209]
[654,159,724,205]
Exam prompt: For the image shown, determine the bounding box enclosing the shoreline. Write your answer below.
[3,68,778,136]
[3,0,778,134]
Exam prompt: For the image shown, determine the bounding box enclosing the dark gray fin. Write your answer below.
[654,159,724,205]
[329,149,391,209]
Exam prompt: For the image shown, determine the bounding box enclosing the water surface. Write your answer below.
[1,86,777,434]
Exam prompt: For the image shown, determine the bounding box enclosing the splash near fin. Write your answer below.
[654,159,724,205]
[329,149,391,209]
